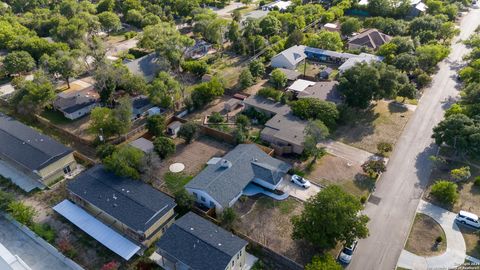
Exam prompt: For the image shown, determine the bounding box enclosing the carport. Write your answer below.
[53,200,141,260]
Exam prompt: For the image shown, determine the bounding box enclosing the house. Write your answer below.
[132,95,153,119]
[125,53,162,83]
[243,96,307,155]
[287,79,316,92]
[129,137,154,153]
[224,98,242,112]
[270,45,307,70]
[270,68,301,81]
[0,114,76,192]
[54,165,176,260]
[338,53,383,73]
[347,29,392,51]
[262,0,292,11]
[185,144,291,214]
[185,40,214,59]
[323,23,341,33]
[154,212,248,270]
[408,0,428,17]
[167,121,182,136]
[0,74,33,100]
[53,78,100,120]
[296,81,342,104]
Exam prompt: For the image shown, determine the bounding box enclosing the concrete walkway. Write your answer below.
[397,200,466,270]
[319,140,382,165]
[243,183,289,200]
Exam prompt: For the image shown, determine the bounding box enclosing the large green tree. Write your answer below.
[104,145,145,179]
[3,51,35,75]
[290,98,339,128]
[292,185,369,250]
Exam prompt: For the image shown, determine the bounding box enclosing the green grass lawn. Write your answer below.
[40,109,72,125]
[164,172,193,194]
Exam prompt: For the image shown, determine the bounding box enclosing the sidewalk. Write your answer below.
[397,200,466,270]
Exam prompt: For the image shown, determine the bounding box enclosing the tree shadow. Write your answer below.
[353,173,376,192]
[334,106,378,144]
[414,143,439,189]
[387,102,409,114]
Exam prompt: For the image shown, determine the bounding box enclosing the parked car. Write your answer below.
[338,241,358,264]
[455,211,480,229]
[291,174,311,188]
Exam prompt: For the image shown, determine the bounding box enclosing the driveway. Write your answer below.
[319,140,377,165]
[106,38,139,59]
[348,9,480,270]
[0,216,82,270]
[397,200,466,270]
[210,2,246,17]
[277,176,322,202]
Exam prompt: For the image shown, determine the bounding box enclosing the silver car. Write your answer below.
[339,241,358,264]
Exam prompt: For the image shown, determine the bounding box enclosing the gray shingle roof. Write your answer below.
[67,165,176,233]
[348,29,392,49]
[156,212,247,270]
[185,144,291,208]
[125,53,161,83]
[0,114,73,171]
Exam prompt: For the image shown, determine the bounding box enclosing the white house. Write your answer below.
[270,45,307,70]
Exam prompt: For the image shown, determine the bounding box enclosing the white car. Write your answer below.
[291,174,311,188]
[338,241,358,264]
[455,211,480,229]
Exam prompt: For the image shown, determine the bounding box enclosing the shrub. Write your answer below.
[96,144,116,160]
[360,196,367,204]
[178,122,198,144]
[181,60,208,78]
[208,112,224,124]
[235,114,250,131]
[239,69,254,89]
[146,114,166,137]
[377,142,393,155]
[436,236,443,243]
[474,176,480,186]
[124,31,137,39]
[174,189,195,215]
[8,201,36,226]
[290,98,339,128]
[257,87,282,102]
[220,207,236,229]
[362,160,386,178]
[32,223,56,244]
[269,68,287,89]
[430,180,458,205]
[450,166,471,182]
[153,137,176,159]
[0,190,14,210]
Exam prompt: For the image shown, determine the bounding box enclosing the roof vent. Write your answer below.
[190,227,194,231]
[220,159,232,169]
[112,194,117,200]
[218,243,222,246]
[113,203,118,207]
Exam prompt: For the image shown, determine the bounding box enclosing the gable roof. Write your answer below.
[157,212,247,270]
[297,81,342,104]
[348,29,392,49]
[125,53,161,83]
[185,144,291,208]
[0,114,73,171]
[67,165,176,233]
[272,45,307,67]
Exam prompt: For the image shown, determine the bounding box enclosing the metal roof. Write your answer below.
[53,200,141,260]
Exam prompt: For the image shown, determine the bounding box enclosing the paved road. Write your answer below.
[348,9,480,270]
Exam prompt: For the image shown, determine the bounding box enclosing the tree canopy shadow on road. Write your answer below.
[414,143,438,189]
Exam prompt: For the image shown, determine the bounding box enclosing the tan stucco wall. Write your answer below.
[225,247,246,270]
[37,153,77,184]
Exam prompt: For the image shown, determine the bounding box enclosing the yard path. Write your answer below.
[319,140,376,165]
[397,200,466,270]
[348,9,480,270]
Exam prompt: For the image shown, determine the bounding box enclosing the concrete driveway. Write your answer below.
[0,216,81,270]
[397,200,466,270]
[278,176,322,202]
[319,140,378,165]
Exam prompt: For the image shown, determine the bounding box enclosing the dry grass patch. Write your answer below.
[459,226,480,258]
[334,100,412,153]
[306,154,373,197]
[405,213,446,256]
[234,196,315,265]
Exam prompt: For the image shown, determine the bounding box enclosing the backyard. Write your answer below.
[233,196,316,265]
[334,100,413,154]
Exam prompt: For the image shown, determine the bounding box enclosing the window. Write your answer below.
[63,166,71,174]
[201,196,206,202]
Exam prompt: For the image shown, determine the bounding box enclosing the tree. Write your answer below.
[259,15,281,36]
[257,87,282,102]
[148,72,181,109]
[377,142,393,156]
[181,60,208,78]
[178,122,197,144]
[416,44,450,71]
[7,201,36,226]
[305,31,343,51]
[220,207,236,229]
[40,50,80,88]
[97,0,115,13]
[304,120,329,162]
[290,98,339,128]
[249,59,266,78]
[432,114,480,155]
[153,137,176,159]
[174,189,194,215]
[96,144,116,159]
[190,77,224,109]
[338,63,380,109]
[10,71,55,115]
[239,69,254,89]
[341,17,361,36]
[397,83,417,101]
[430,180,458,205]
[103,145,145,179]
[235,114,250,131]
[89,100,132,139]
[146,115,166,137]
[3,51,35,75]
[305,255,342,270]
[393,53,419,73]
[98,11,121,33]
[270,68,287,89]
[362,159,386,178]
[292,185,369,250]
[139,22,195,69]
[367,0,393,16]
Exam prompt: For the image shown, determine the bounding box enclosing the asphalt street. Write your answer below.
[348,8,480,270]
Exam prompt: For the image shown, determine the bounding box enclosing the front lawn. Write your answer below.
[405,213,446,256]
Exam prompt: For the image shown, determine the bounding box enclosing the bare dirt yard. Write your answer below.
[233,196,316,265]
[154,136,233,193]
[405,213,447,256]
[306,154,373,197]
[334,100,413,154]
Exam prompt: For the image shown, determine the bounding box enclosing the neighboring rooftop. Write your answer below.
[272,45,307,67]
[0,242,31,270]
[338,53,383,73]
[54,78,99,113]
[287,79,316,92]
[0,114,73,171]
[157,212,248,270]
[263,0,292,11]
[271,68,301,81]
[125,53,161,83]
[129,138,154,153]
[67,165,176,233]
[348,29,392,50]
[297,81,342,103]
[185,144,291,208]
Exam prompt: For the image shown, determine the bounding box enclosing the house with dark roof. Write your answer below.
[125,53,162,83]
[154,212,248,270]
[63,165,176,255]
[53,78,100,120]
[0,114,76,191]
[347,29,392,51]
[131,95,153,119]
[185,144,291,214]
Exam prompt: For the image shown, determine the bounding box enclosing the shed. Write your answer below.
[318,67,334,80]
[129,137,154,153]
[167,121,182,136]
